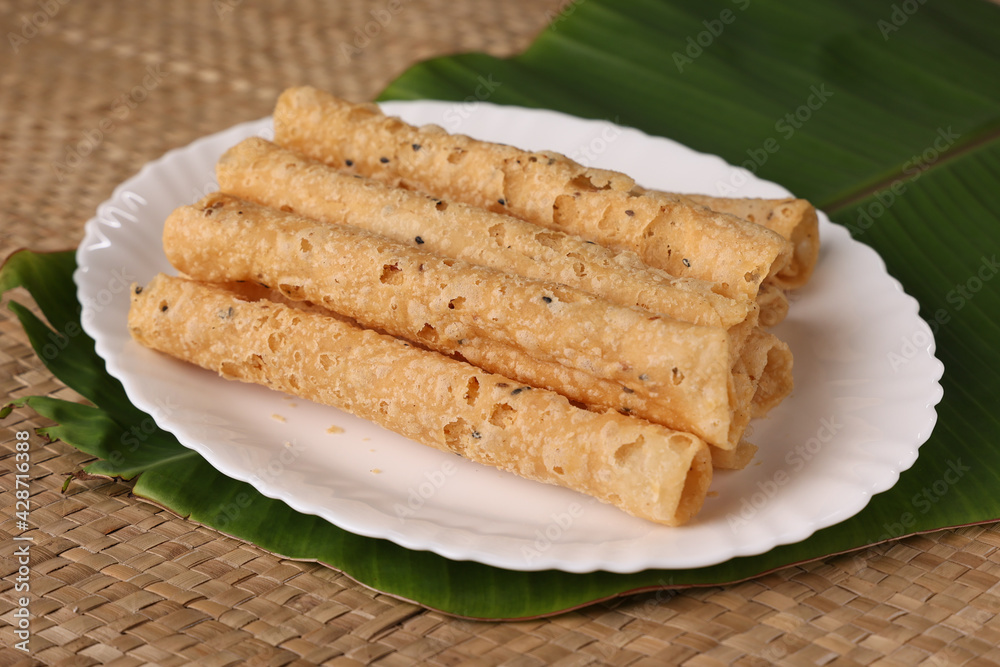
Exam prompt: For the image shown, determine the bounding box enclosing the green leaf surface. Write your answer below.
[5,0,1000,618]
[0,249,79,338]
[6,396,197,480]
[1,249,147,426]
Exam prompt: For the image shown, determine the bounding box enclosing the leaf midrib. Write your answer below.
[824,121,1000,214]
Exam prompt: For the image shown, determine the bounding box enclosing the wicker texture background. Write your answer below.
[3,1,1000,665]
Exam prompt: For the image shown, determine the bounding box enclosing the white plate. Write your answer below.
[75,101,944,574]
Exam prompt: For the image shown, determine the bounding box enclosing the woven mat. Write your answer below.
[3,1,1000,665]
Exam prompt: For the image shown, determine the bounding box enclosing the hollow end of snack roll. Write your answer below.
[672,437,714,525]
[724,328,793,453]
[768,201,820,290]
[605,428,712,526]
[756,284,790,328]
[750,337,794,419]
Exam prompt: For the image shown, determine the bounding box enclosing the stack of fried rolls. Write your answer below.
[127,86,820,526]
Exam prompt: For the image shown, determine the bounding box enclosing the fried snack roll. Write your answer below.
[673,193,820,290]
[274,87,527,211]
[245,271,777,469]
[128,274,713,526]
[505,165,792,300]
[451,332,783,458]
[456,337,764,470]
[446,302,791,436]
[217,138,756,338]
[230,277,759,469]
[272,86,792,300]
[165,194,741,449]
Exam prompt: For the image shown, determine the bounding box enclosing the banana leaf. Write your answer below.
[5,0,1000,619]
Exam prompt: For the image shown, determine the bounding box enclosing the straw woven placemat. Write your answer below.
[3,1,1000,665]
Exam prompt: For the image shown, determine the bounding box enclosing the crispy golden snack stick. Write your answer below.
[274,88,524,211]
[217,137,756,337]
[272,86,793,299]
[228,277,758,469]
[456,337,768,470]
[128,274,713,526]
[453,331,785,456]
[249,277,772,470]
[507,165,792,300]
[673,193,820,290]
[165,194,747,449]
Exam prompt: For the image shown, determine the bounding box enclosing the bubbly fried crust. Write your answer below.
[128,274,713,526]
